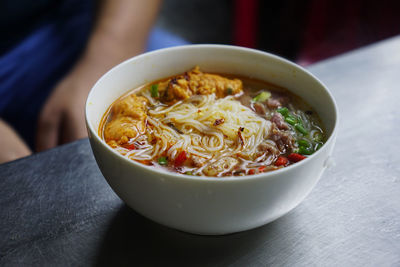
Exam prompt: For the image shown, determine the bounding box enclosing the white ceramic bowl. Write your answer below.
[86,45,338,235]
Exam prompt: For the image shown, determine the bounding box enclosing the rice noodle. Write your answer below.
[127,94,273,166]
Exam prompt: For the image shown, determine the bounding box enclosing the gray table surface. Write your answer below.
[1,36,400,267]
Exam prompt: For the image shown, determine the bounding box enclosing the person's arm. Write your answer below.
[36,0,161,151]
[0,119,31,163]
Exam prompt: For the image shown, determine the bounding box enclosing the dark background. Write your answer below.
[157,0,400,65]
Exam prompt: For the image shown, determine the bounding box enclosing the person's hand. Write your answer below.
[36,41,145,151]
[0,119,31,163]
[36,0,160,151]
[36,47,129,151]
[36,60,94,151]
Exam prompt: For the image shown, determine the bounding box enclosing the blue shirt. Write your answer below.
[0,0,187,148]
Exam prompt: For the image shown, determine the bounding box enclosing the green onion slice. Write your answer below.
[276,107,289,117]
[150,84,159,98]
[298,146,314,155]
[158,156,168,165]
[285,115,297,125]
[313,132,323,142]
[295,123,309,135]
[253,91,271,102]
[297,139,310,147]
[315,142,323,150]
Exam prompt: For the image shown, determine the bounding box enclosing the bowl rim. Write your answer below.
[86,44,339,182]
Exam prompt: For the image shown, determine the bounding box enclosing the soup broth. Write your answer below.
[100,67,325,177]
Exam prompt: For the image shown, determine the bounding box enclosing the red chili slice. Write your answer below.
[126,143,136,150]
[174,151,187,167]
[287,153,307,163]
[248,169,256,175]
[259,166,266,172]
[275,156,288,166]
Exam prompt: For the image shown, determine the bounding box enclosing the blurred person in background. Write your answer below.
[234,0,400,64]
[0,0,187,163]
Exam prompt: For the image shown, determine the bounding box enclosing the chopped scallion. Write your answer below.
[276,107,289,117]
[226,87,233,95]
[295,123,308,135]
[158,156,168,165]
[253,91,271,102]
[297,139,310,147]
[313,132,323,143]
[298,146,313,155]
[150,84,159,98]
[285,115,297,125]
[315,142,323,150]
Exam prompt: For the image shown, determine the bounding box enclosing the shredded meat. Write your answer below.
[269,124,296,153]
[256,141,280,160]
[104,94,148,145]
[239,94,252,107]
[266,94,290,109]
[203,157,239,176]
[191,155,207,168]
[158,66,243,103]
[253,102,267,115]
[270,112,289,130]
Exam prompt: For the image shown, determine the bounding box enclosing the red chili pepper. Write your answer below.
[259,166,266,172]
[126,143,136,150]
[275,156,288,166]
[287,153,306,163]
[174,151,187,167]
[248,169,256,175]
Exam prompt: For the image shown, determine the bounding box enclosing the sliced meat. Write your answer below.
[191,155,207,168]
[270,112,289,130]
[239,94,252,107]
[255,141,280,159]
[202,157,239,176]
[269,124,296,153]
[266,94,290,109]
[253,102,267,115]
